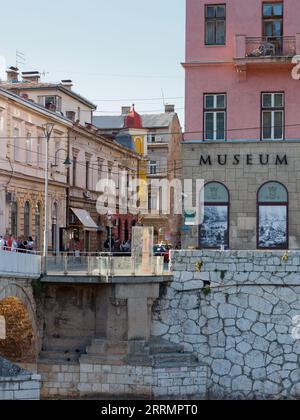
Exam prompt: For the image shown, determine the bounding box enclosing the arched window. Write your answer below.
[258,181,288,249]
[11,202,18,237]
[24,201,30,239]
[199,182,229,249]
[35,203,41,252]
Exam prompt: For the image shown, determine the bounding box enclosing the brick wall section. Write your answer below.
[39,363,80,399]
[39,362,208,399]
[152,366,207,398]
[152,250,300,399]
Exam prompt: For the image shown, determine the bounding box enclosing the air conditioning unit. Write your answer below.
[83,191,91,199]
[6,192,16,203]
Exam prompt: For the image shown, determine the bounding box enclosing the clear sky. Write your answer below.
[0,0,185,124]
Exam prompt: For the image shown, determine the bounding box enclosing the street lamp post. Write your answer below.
[42,123,55,275]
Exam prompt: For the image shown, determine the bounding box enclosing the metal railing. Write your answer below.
[46,252,168,278]
[246,36,296,58]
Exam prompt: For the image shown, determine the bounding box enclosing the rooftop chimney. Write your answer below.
[121,106,131,115]
[60,79,73,90]
[6,66,19,83]
[165,104,175,113]
[22,71,41,83]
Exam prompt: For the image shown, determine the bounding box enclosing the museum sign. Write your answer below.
[199,154,288,166]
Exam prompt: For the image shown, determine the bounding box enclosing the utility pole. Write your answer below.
[42,123,55,275]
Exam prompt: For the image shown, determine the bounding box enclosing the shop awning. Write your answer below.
[71,208,99,232]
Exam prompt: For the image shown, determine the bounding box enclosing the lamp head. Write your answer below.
[42,123,55,137]
[63,156,72,170]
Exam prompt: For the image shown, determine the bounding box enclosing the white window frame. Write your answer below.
[26,132,32,164]
[13,127,20,161]
[204,94,226,141]
[262,93,284,141]
[149,161,157,175]
[37,136,42,168]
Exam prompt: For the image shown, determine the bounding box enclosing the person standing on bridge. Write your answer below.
[0,236,5,251]
[11,236,18,252]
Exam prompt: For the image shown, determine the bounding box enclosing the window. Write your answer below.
[148,190,158,212]
[263,3,283,36]
[149,161,157,175]
[26,132,32,164]
[35,203,41,252]
[148,134,156,143]
[11,202,18,237]
[205,4,226,45]
[262,93,284,140]
[263,2,283,54]
[52,202,58,254]
[204,94,226,141]
[72,156,77,186]
[86,160,90,190]
[38,96,62,112]
[108,165,112,180]
[24,201,30,239]
[98,158,104,181]
[66,111,76,121]
[199,182,229,249]
[37,136,42,168]
[258,181,288,249]
[13,127,20,161]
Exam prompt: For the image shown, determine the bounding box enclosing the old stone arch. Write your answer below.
[0,282,37,364]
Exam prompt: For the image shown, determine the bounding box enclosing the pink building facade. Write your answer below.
[183,0,300,250]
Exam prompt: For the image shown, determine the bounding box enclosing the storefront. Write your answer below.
[67,208,100,253]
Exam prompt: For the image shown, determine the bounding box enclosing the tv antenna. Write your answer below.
[161,88,166,106]
[16,49,25,69]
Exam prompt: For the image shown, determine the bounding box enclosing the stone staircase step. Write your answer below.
[86,339,128,356]
[80,354,126,366]
[152,352,198,368]
[149,339,184,355]
[43,336,89,352]
[39,350,82,363]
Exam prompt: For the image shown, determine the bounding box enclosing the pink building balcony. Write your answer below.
[234,34,300,68]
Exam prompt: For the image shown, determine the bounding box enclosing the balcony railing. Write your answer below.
[246,36,296,58]
[235,35,299,64]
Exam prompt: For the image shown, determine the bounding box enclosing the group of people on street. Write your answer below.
[0,235,35,253]
[104,237,131,254]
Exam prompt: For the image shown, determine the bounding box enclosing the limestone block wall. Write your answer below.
[152,250,300,399]
[0,357,40,400]
[39,362,207,399]
[0,374,40,400]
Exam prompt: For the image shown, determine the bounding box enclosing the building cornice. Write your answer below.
[182,60,234,68]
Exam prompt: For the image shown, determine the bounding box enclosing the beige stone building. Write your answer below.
[67,124,146,252]
[0,86,72,252]
[0,68,146,252]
